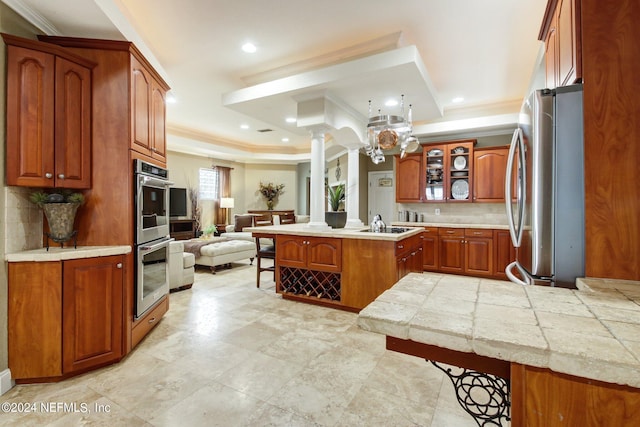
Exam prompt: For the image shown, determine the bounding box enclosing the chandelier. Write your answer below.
[364,94,420,164]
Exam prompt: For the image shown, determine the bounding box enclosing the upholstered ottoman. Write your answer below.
[194,239,256,273]
[169,241,196,292]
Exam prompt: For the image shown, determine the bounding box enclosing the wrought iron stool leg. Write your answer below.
[430,361,511,427]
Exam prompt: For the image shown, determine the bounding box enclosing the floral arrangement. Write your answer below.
[259,181,285,210]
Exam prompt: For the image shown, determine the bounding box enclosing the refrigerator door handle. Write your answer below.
[506,261,529,286]
[506,128,524,248]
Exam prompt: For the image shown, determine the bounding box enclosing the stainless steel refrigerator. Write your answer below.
[505,84,585,288]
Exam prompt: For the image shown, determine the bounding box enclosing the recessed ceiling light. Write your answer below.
[281,137,289,142]
[242,42,257,53]
[285,117,296,123]
[452,97,464,103]
[385,99,398,107]
[240,124,249,129]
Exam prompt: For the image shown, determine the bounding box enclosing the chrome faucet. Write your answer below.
[370,214,387,232]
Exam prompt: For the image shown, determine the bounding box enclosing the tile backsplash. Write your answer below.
[396,202,508,225]
[4,187,43,253]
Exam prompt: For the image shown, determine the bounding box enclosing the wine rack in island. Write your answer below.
[275,236,343,307]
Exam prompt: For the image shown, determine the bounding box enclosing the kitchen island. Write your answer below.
[358,272,640,426]
[248,224,424,311]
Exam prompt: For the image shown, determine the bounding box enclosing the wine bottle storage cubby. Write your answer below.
[280,266,341,301]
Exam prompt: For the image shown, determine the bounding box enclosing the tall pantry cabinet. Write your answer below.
[39,36,171,352]
[539,0,640,281]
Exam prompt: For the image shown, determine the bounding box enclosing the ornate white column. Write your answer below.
[306,128,330,230]
[345,147,365,228]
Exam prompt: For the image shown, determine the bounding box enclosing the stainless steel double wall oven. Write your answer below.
[134,160,173,318]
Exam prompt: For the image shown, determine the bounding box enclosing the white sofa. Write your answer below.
[169,241,195,291]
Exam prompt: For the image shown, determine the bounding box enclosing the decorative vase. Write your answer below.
[325,211,347,229]
[266,200,274,210]
[42,202,81,242]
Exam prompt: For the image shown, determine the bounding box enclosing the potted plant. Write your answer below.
[202,224,218,238]
[30,189,85,244]
[325,184,347,228]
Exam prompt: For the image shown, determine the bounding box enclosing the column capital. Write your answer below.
[306,125,331,138]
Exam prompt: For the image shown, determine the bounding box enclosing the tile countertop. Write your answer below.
[357,272,640,389]
[6,245,132,262]
[245,223,424,241]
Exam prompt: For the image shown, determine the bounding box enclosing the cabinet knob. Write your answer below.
[58,173,65,179]
[45,173,53,179]
[116,263,123,269]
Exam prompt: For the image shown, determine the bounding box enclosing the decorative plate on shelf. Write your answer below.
[427,149,443,156]
[451,179,469,200]
[427,163,443,169]
[453,155,467,170]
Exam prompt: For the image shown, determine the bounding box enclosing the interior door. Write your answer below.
[368,171,395,225]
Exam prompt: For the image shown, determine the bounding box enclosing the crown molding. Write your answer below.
[2,0,61,34]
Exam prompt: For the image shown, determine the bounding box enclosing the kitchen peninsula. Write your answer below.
[358,273,640,426]
[248,224,423,311]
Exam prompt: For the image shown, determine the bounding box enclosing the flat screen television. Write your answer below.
[169,187,187,217]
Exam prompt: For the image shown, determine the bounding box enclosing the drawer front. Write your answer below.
[132,296,168,348]
[438,228,464,237]
[465,228,493,238]
[423,227,438,234]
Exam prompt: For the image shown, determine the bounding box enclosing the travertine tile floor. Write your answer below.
[1,260,482,426]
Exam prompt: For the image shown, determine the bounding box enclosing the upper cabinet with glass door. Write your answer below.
[423,140,475,203]
[424,145,445,201]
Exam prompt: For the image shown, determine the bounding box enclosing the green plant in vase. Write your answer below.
[325,184,347,228]
[327,184,345,211]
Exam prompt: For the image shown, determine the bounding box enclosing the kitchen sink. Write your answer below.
[360,227,412,234]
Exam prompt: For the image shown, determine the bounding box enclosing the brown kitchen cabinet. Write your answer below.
[464,229,494,277]
[277,236,342,272]
[8,255,125,382]
[396,233,423,280]
[473,146,509,202]
[438,228,465,273]
[424,140,475,203]
[62,256,124,374]
[422,227,439,271]
[395,150,424,202]
[540,0,581,88]
[494,229,516,280]
[438,228,493,277]
[131,55,168,162]
[3,34,93,189]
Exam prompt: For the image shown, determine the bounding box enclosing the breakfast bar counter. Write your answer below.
[245,223,423,240]
[358,272,640,426]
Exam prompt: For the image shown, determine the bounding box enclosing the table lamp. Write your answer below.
[220,197,234,225]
